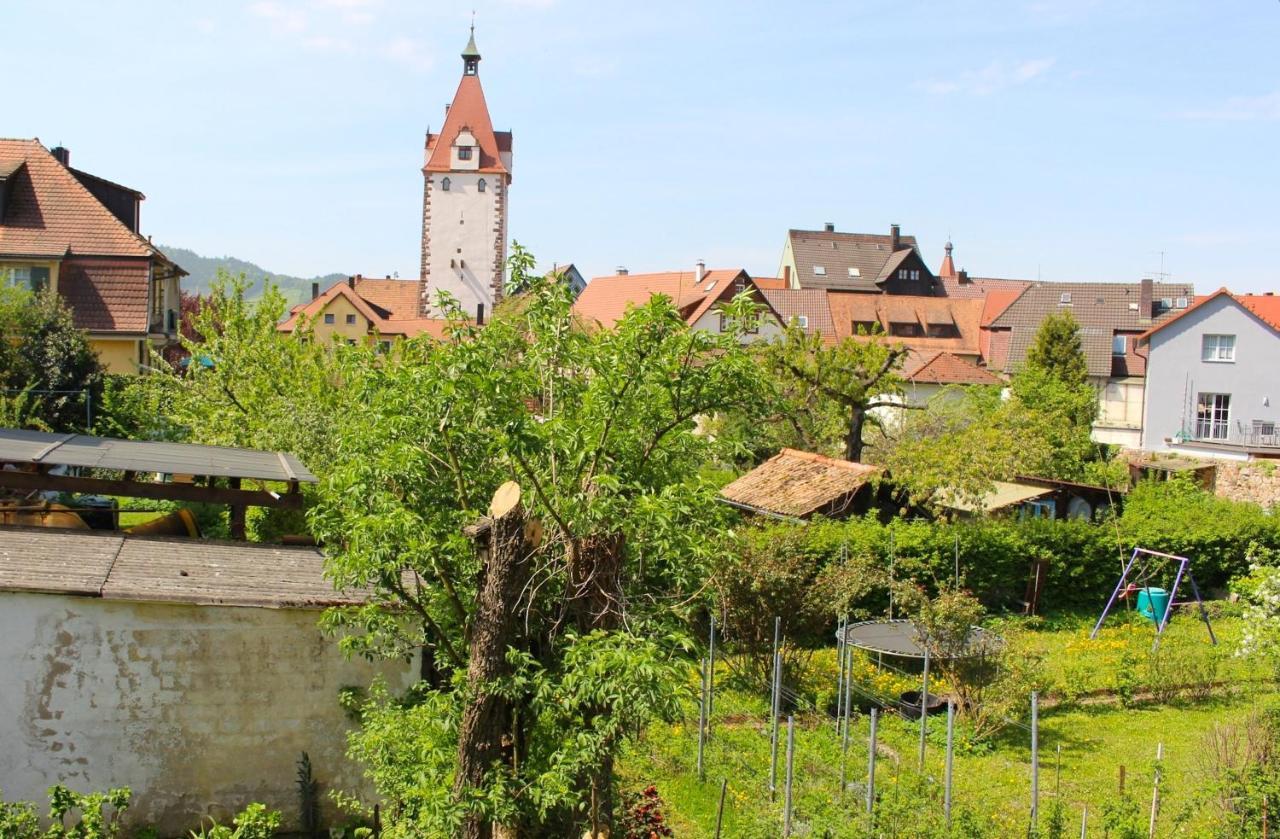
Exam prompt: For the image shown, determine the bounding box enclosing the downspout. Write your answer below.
[1135,338,1150,450]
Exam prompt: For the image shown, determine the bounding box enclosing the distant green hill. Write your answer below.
[158,245,348,306]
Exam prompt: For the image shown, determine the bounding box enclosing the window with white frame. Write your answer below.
[812,266,826,276]
[3,266,49,292]
[1195,392,1231,440]
[1202,334,1236,362]
[796,315,809,329]
[1112,335,1127,356]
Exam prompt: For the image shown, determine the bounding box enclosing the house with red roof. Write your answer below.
[278,275,452,347]
[0,140,185,374]
[573,263,784,340]
[1138,289,1280,460]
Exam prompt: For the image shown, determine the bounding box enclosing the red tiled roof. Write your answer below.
[901,349,1003,386]
[424,75,509,176]
[58,258,150,332]
[826,292,984,355]
[0,139,157,259]
[1138,288,1280,340]
[753,276,787,290]
[574,269,771,330]
[278,277,451,340]
[939,274,1033,299]
[786,228,921,292]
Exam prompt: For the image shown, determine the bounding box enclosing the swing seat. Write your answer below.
[1136,587,1170,623]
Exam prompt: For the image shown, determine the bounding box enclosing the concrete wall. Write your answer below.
[1143,295,1280,452]
[423,171,506,319]
[0,593,416,835]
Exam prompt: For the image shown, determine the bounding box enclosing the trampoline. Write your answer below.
[836,619,1003,659]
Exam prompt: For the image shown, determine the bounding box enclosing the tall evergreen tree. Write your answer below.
[1024,309,1089,387]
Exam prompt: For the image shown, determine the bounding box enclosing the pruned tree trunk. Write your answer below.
[456,481,535,839]
[566,532,626,838]
[846,404,867,462]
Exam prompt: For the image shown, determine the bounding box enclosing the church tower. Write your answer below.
[419,27,512,320]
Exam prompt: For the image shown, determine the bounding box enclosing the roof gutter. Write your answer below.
[716,496,808,524]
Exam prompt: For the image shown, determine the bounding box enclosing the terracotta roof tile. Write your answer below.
[0,139,156,259]
[278,278,452,340]
[574,269,766,330]
[719,448,881,519]
[827,292,984,355]
[759,289,833,336]
[424,76,509,175]
[58,259,151,332]
[939,274,1033,299]
[901,349,1003,386]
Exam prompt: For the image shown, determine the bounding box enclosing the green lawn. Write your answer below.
[619,612,1278,837]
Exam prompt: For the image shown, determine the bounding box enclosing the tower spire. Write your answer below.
[462,19,481,75]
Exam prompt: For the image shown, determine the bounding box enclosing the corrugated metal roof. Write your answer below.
[940,480,1052,513]
[0,526,366,609]
[0,428,317,483]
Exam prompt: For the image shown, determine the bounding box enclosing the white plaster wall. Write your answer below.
[0,593,416,835]
[1143,296,1280,451]
[690,308,783,343]
[424,172,506,319]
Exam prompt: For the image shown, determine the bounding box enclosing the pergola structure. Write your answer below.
[0,428,317,539]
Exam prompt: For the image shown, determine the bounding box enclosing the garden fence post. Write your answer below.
[836,615,846,735]
[840,652,853,795]
[944,700,955,827]
[1148,742,1162,838]
[867,707,878,817]
[708,615,716,736]
[784,715,795,838]
[714,778,728,839]
[697,657,708,781]
[918,644,930,771]
[770,649,782,801]
[1031,691,1039,828]
[1080,805,1087,839]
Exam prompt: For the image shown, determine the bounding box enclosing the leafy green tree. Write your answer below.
[755,323,910,462]
[308,245,766,837]
[0,287,104,431]
[1025,309,1089,387]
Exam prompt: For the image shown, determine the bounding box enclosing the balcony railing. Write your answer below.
[1184,420,1280,449]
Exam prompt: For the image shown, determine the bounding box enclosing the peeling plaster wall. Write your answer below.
[0,593,416,835]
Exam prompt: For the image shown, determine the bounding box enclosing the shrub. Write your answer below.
[0,789,39,839]
[619,785,674,838]
[190,803,282,839]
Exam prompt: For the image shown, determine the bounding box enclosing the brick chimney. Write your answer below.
[348,276,356,288]
[51,146,70,166]
[616,266,628,276]
[311,282,320,300]
[783,265,792,286]
[957,269,970,284]
[695,260,706,284]
[1140,277,1154,320]
[890,223,901,250]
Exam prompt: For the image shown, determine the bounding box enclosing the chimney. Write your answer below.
[1140,277,1154,319]
[311,282,320,300]
[824,222,835,233]
[890,224,901,250]
[385,274,391,280]
[51,146,69,166]
[695,260,706,284]
[616,266,628,276]
[348,275,356,289]
[958,269,970,284]
[477,303,485,325]
[783,265,792,286]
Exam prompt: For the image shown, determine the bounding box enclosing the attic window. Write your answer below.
[796,315,809,328]
[1175,297,1189,308]
[1112,335,1127,356]
[848,268,860,277]
[1059,292,1072,305]
[813,266,826,276]
[1096,296,1105,305]
[1161,298,1173,310]
[458,147,473,161]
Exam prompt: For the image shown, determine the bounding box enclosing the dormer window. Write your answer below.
[477,178,486,193]
[458,147,473,161]
[813,266,826,276]
[441,177,451,191]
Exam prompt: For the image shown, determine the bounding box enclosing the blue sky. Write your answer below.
[7,0,1280,291]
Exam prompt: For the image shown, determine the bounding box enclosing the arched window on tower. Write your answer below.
[441,177,451,191]
[477,178,486,193]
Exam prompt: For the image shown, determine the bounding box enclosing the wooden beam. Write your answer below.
[0,470,303,509]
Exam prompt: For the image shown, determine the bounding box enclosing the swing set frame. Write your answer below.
[1090,547,1217,650]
